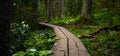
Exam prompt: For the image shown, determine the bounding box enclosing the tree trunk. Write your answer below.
[69,0,73,16]
[51,0,55,17]
[46,0,54,22]
[81,0,92,19]
[47,0,51,22]
[0,0,13,56]
[58,0,64,19]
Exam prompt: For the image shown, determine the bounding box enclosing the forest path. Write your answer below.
[39,23,90,56]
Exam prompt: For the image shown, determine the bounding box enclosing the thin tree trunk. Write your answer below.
[51,0,55,17]
[81,0,92,19]
[0,0,13,56]
[47,0,51,22]
[58,0,64,19]
[46,0,54,22]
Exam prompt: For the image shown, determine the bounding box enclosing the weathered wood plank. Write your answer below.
[39,23,56,28]
[58,27,79,56]
[51,27,68,56]
[59,27,90,56]
[39,23,90,56]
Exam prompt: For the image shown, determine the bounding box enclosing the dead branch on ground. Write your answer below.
[80,25,120,38]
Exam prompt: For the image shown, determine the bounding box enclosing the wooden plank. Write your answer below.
[39,23,56,28]
[59,27,90,56]
[51,27,68,56]
[58,27,79,56]
[39,23,90,56]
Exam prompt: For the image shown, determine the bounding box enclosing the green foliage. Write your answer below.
[10,21,30,54]
[50,15,80,24]
[92,8,111,26]
[38,0,46,18]
[69,26,120,56]
[12,0,120,56]
[12,50,53,56]
[68,26,99,36]
[10,22,57,56]
[39,50,53,56]
[112,15,120,25]
[25,29,57,50]
[86,31,120,56]
[12,51,25,56]
[92,8,120,26]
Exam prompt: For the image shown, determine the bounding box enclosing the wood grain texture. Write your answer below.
[39,23,90,56]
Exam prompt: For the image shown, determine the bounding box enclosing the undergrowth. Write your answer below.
[50,15,80,24]
[10,22,57,56]
[69,26,120,56]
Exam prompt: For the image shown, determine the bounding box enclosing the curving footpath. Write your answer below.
[39,23,90,56]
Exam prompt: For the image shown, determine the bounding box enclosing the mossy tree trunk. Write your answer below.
[81,0,92,19]
[80,0,93,25]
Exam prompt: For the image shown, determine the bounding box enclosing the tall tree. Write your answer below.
[46,0,54,22]
[81,0,92,19]
[46,0,51,22]
[51,0,55,17]
[57,0,64,19]
[0,0,13,56]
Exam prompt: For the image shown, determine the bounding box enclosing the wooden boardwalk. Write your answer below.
[39,23,90,56]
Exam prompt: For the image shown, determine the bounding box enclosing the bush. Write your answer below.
[10,21,30,54]
[10,22,57,55]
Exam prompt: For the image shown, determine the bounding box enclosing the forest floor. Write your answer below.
[48,18,120,56]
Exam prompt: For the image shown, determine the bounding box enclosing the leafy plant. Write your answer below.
[50,15,80,24]
[11,24,57,56]
[69,26,120,56]
[10,21,30,54]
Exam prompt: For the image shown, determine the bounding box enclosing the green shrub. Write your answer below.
[50,15,80,24]
[69,27,120,56]
[11,23,57,56]
[10,21,30,54]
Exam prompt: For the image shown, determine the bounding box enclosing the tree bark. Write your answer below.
[81,0,92,19]
[51,0,55,17]
[47,0,51,22]
[0,0,13,56]
[46,0,54,22]
[58,0,64,19]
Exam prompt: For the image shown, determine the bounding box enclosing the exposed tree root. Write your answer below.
[81,25,120,38]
